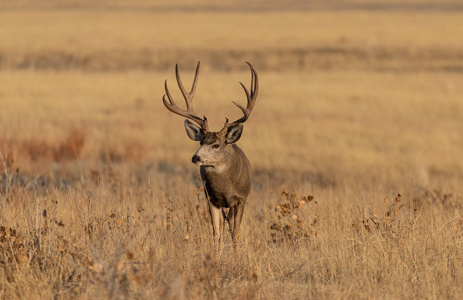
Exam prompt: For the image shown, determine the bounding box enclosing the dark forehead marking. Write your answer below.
[201,132,220,145]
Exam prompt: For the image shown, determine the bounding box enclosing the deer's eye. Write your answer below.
[212,144,220,149]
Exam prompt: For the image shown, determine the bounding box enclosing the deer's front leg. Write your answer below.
[232,200,246,246]
[209,202,224,252]
[227,199,246,250]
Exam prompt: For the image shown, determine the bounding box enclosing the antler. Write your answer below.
[162,62,209,131]
[222,62,259,129]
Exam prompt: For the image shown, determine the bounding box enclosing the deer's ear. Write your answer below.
[184,119,203,141]
[226,124,243,144]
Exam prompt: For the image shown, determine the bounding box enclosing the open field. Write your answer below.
[1,1,463,299]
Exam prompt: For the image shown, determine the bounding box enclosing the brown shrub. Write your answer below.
[0,144,16,172]
[0,129,86,165]
[53,128,86,161]
[99,142,145,164]
[23,139,52,162]
[270,188,317,246]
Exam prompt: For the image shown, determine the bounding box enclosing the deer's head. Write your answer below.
[162,62,258,168]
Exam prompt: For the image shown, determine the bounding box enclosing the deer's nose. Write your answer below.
[192,155,201,164]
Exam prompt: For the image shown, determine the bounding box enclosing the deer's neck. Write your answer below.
[200,144,251,207]
[202,145,250,180]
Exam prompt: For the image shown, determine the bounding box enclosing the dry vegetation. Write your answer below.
[1,0,463,299]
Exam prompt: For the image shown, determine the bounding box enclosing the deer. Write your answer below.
[162,62,258,251]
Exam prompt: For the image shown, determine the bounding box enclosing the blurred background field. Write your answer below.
[0,1,463,299]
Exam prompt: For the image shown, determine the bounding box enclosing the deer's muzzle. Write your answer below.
[192,155,201,165]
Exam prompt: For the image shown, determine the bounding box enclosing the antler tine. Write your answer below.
[248,62,258,98]
[175,62,200,105]
[226,62,259,128]
[162,62,208,130]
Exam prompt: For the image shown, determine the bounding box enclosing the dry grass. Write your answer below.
[1,3,463,72]
[1,1,463,299]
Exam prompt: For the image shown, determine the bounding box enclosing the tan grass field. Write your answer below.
[1,1,463,299]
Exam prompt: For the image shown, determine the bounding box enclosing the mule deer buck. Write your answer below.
[162,62,258,250]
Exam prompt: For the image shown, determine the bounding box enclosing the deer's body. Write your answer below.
[200,144,251,247]
[199,141,251,206]
[162,62,258,250]
[201,144,251,203]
